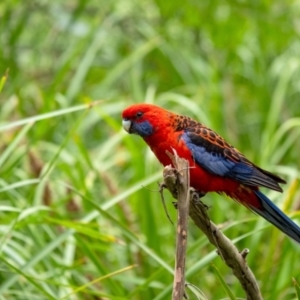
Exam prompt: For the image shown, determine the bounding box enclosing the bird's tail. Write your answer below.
[250,190,300,243]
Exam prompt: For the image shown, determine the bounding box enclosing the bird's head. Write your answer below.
[122,103,170,137]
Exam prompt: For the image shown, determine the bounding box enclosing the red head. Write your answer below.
[122,103,172,137]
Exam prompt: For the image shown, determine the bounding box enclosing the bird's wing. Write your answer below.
[182,125,285,192]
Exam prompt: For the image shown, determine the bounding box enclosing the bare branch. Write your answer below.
[162,150,190,300]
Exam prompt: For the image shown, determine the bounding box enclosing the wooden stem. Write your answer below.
[165,150,190,300]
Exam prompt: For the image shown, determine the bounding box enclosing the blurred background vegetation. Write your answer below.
[1,0,300,299]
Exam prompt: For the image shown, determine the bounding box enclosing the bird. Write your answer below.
[122,103,300,243]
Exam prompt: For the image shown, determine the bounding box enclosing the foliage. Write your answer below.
[1,0,300,299]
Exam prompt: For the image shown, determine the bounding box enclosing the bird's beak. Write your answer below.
[122,118,132,133]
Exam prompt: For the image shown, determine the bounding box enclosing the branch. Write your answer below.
[161,152,263,300]
[163,150,190,300]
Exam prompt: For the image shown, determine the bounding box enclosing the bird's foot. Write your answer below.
[190,188,209,210]
[196,191,207,198]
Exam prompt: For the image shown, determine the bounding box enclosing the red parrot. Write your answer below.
[122,103,300,243]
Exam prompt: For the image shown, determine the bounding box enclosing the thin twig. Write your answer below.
[161,151,263,300]
[159,182,174,225]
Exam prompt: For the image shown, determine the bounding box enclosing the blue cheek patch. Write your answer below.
[132,120,153,137]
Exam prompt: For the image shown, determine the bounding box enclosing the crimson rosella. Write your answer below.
[122,103,300,243]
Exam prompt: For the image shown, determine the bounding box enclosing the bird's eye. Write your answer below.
[136,111,143,118]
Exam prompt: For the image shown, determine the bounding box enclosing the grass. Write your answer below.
[1,0,300,299]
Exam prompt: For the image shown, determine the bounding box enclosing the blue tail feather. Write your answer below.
[251,190,300,243]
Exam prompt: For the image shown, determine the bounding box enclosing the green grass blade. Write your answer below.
[86,199,174,273]
[59,265,136,300]
[293,278,300,300]
[0,122,33,169]
[211,263,237,300]
[0,69,8,93]
[0,101,103,132]
[1,258,57,299]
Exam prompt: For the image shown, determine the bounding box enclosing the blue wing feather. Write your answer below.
[183,133,251,178]
[182,129,284,192]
